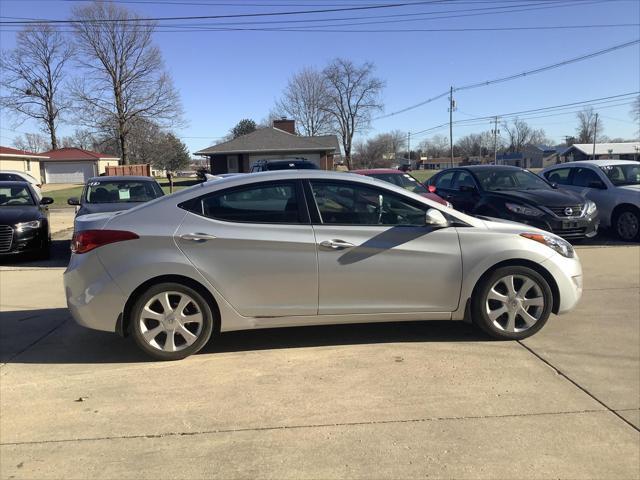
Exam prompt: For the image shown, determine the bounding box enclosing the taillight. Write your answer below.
[71,230,139,254]
[427,185,436,193]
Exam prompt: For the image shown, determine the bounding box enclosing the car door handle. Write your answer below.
[180,233,217,242]
[319,239,355,250]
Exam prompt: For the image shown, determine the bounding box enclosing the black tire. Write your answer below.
[612,207,640,242]
[471,266,553,340]
[130,282,215,360]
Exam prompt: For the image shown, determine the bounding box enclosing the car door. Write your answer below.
[567,166,612,223]
[307,179,462,315]
[447,170,481,213]
[175,180,318,317]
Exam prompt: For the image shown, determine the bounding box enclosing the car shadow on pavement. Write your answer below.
[0,239,71,268]
[1,308,489,364]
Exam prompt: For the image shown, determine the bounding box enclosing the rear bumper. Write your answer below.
[64,252,126,332]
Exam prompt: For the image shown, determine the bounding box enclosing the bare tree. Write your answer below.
[455,131,494,157]
[12,132,51,153]
[418,134,449,158]
[0,24,73,149]
[380,130,407,157]
[71,1,183,164]
[502,118,549,152]
[352,134,388,169]
[275,67,333,136]
[575,107,604,144]
[61,128,98,150]
[322,58,384,168]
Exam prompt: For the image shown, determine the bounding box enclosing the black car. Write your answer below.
[0,181,54,259]
[68,176,164,217]
[427,166,599,239]
[250,159,320,172]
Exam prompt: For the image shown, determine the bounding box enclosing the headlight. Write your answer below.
[585,200,597,216]
[505,202,543,217]
[520,232,574,258]
[15,220,41,232]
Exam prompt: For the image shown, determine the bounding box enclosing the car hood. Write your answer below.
[0,206,42,225]
[489,188,585,207]
[480,216,549,236]
[418,192,448,206]
[77,202,142,217]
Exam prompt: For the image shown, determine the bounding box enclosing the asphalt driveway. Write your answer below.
[0,228,638,478]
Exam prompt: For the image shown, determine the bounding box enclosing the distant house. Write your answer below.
[0,146,49,183]
[40,148,120,184]
[495,152,525,167]
[417,157,464,169]
[560,142,640,162]
[194,119,340,173]
[522,145,559,168]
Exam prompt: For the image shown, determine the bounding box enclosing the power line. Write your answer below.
[375,39,640,120]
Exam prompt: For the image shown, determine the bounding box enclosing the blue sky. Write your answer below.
[1,0,639,155]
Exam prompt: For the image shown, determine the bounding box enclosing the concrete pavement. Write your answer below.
[0,243,638,479]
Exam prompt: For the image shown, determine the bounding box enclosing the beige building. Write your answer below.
[0,146,49,183]
[39,148,119,184]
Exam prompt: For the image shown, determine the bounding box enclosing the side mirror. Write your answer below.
[425,208,449,228]
[588,181,606,189]
[459,185,477,193]
[550,183,559,189]
[427,184,437,193]
[40,197,54,205]
[67,197,80,206]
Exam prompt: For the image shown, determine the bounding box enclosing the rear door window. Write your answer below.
[570,168,602,188]
[434,171,455,190]
[545,168,571,185]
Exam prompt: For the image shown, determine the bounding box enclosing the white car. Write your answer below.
[65,170,583,360]
[0,170,42,198]
[540,160,640,241]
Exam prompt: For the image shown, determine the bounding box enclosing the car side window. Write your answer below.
[545,168,571,185]
[197,182,301,223]
[434,171,455,190]
[310,181,425,226]
[452,171,476,190]
[571,168,603,188]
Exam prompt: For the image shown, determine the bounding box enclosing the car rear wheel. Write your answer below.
[613,208,640,242]
[472,266,553,340]
[131,282,214,360]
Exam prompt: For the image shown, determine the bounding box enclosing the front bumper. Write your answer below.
[511,214,599,240]
[0,226,47,256]
[541,251,583,315]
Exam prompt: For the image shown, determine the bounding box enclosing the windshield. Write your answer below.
[599,164,640,186]
[84,180,163,204]
[474,169,552,191]
[367,173,428,194]
[0,185,35,206]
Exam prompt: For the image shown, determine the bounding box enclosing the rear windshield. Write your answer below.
[84,180,163,203]
[367,173,428,194]
[0,185,35,206]
[599,164,640,186]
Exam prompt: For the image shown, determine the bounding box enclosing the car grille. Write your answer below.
[547,205,584,218]
[0,225,13,253]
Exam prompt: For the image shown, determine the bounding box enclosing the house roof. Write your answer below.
[0,146,49,159]
[195,127,340,156]
[496,152,524,160]
[40,147,120,161]
[566,142,640,156]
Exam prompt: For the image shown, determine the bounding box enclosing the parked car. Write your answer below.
[250,158,319,172]
[68,176,164,218]
[540,160,640,241]
[0,170,42,197]
[65,170,583,360]
[351,168,452,207]
[427,166,598,240]
[0,181,53,259]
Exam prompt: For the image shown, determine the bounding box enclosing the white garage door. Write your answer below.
[45,162,95,184]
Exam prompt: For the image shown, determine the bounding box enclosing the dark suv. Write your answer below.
[250,159,320,173]
[427,165,599,240]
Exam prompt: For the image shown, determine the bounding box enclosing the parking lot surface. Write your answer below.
[0,214,638,479]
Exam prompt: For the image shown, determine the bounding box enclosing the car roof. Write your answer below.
[0,180,32,187]
[546,160,637,168]
[457,165,523,171]
[87,176,157,182]
[352,168,404,175]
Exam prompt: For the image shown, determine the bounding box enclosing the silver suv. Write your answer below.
[540,160,640,241]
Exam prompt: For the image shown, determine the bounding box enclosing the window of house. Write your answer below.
[310,181,425,226]
[199,182,300,223]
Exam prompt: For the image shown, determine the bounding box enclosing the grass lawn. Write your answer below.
[409,170,439,183]
[45,186,84,207]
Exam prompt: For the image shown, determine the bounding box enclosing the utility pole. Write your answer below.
[592,113,599,159]
[492,116,500,165]
[449,86,455,168]
[407,131,411,166]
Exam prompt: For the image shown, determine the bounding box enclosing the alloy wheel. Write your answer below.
[485,274,545,333]
[617,211,639,241]
[138,291,204,352]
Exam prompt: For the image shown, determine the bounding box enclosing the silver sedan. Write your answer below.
[64,170,583,360]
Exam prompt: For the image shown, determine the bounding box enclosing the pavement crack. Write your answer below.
[517,340,640,433]
[0,408,609,447]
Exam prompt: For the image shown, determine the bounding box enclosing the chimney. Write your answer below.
[273,118,296,135]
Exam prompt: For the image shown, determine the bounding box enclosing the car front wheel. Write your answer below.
[613,208,640,242]
[130,282,214,360]
[472,266,553,340]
